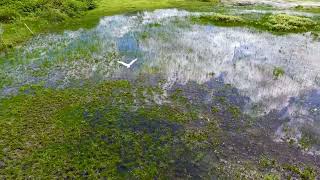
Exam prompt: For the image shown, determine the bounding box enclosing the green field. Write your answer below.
[0,0,218,51]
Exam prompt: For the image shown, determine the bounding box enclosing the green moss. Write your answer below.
[263,14,316,32]
[273,67,285,80]
[264,174,281,180]
[0,80,224,178]
[228,105,241,119]
[299,135,313,150]
[300,167,317,180]
[283,164,317,180]
[198,0,219,3]
[193,12,320,34]
[208,13,245,23]
[0,0,218,52]
[182,121,220,151]
[0,8,19,23]
[147,23,162,28]
[299,130,320,150]
[259,156,276,169]
[211,106,219,113]
[215,96,227,104]
[195,13,245,26]
[294,6,320,14]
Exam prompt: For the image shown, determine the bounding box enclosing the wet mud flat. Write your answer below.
[0,9,320,178]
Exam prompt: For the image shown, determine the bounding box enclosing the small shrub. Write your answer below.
[19,0,44,14]
[39,9,68,23]
[85,0,97,10]
[0,0,97,23]
[63,0,88,17]
[0,8,19,23]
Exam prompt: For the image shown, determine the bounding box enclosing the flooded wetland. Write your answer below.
[0,0,320,178]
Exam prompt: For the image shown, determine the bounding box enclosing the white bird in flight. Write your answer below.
[117,58,138,68]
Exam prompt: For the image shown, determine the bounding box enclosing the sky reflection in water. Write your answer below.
[1,9,320,153]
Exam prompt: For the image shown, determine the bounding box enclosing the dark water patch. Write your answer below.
[81,104,216,178]
[271,89,320,153]
[168,77,250,108]
[117,33,140,59]
[167,78,320,175]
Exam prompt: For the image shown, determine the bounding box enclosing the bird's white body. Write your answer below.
[117,58,138,68]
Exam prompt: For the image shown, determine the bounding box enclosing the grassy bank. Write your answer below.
[0,0,97,50]
[0,0,218,52]
[193,13,320,34]
[1,0,320,52]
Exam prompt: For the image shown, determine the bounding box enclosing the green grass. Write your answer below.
[283,164,317,179]
[196,13,245,26]
[0,0,97,50]
[0,80,222,178]
[2,0,320,52]
[294,5,320,14]
[257,155,317,180]
[264,14,317,32]
[299,129,320,150]
[193,13,320,34]
[1,1,320,178]
[0,0,218,52]
[273,67,285,80]
[0,79,318,178]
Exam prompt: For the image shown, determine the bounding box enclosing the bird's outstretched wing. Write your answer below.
[118,58,138,68]
[117,61,130,68]
[128,58,138,66]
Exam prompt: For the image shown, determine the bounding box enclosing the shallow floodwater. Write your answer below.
[1,9,320,153]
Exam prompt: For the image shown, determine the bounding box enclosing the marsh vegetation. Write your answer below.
[1,0,320,179]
